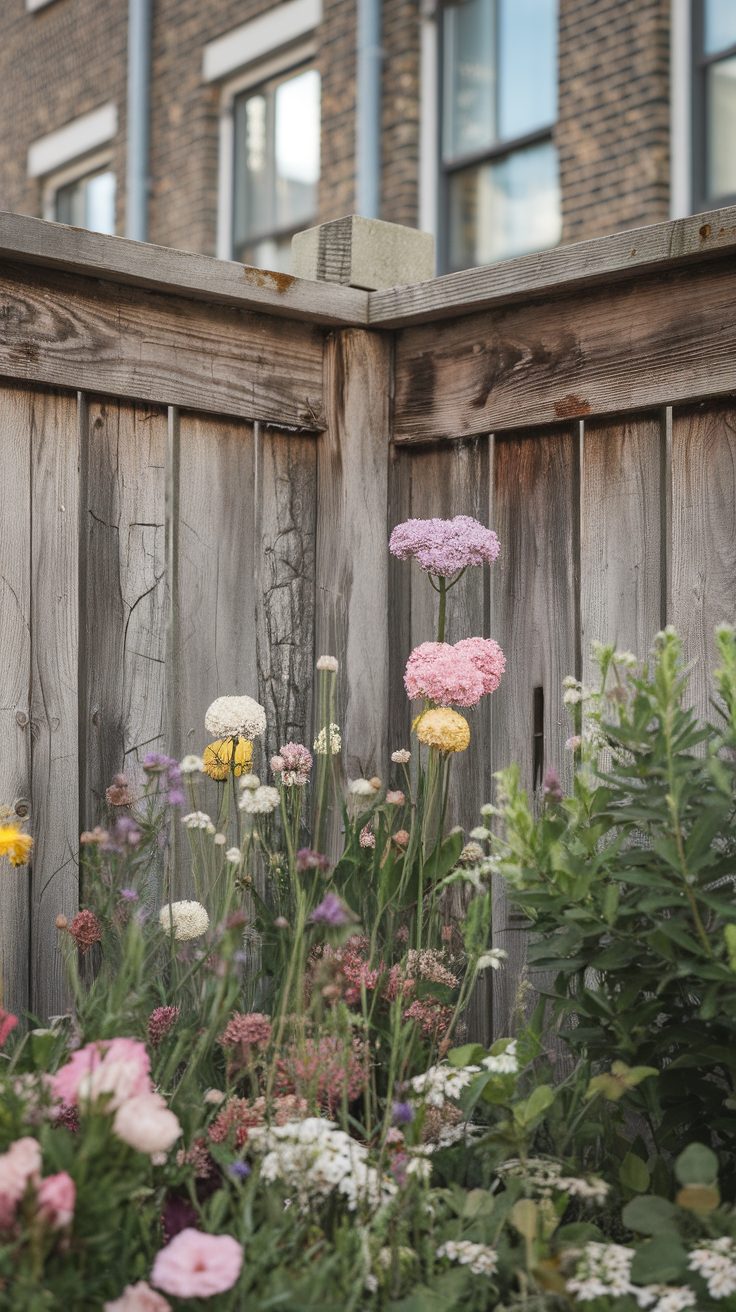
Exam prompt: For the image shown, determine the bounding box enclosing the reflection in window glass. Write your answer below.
[233,65,320,272]
[708,56,736,197]
[498,0,557,140]
[442,0,495,161]
[448,141,561,270]
[55,168,115,234]
[705,0,736,56]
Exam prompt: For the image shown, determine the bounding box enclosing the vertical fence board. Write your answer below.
[82,399,168,827]
[387,445,413,762]
[255,425,318,770]
[30,388,79,1019]
[581,415,663,679]
[0,386,32,1015]
[671,403,736,721]
[490,428,578,1036]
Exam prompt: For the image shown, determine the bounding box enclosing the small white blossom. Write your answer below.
[240,773,260,791]
[409,1064,480,1108]
[249,1118,395,1213]
[436,1241,498,1277]
[391,749,411,765]
[688,1238,736,1300]
[179,754,204,774]
[482,1052,518,1074]
[181,811,215,832]
[563,688,583,705]
[239,785,280,815]
[225,847,242,864]
[316,655,339,672]
[205,694,266,740]
[349,777,378,797]
[314,723,342,756]
[213,832,227,845]
[476,949,507,972]
[468,826,491,841]
[158,900,210,941]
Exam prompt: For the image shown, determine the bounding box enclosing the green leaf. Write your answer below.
[514,1083,555,1127]
[630,1236,688,1284]
[622,1195,677,1236]
[586,1062,658,1102]
[619,1153,650,1194]
[675,1142,719,1186]
[725,924,736,971]
[602,884,619,926]
[445,1043,486,1068]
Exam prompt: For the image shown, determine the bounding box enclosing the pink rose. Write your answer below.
[104,1281,171,1312]
[0,1010,18,1047]
[0,1137,41,1228]
[113,1094,182,1156]
[37,1171,76,1229]
[51,1038,152,1110]
[152,1228,244,1298]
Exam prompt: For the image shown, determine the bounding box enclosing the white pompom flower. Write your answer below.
[239,785,280,815]
[159,900,210,941]
[205,695,266,740]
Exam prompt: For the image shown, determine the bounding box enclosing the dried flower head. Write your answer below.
[271,742,313,787]
[148,1006,180,1047]
[238,785,280,815]
[179,754,204,774]
[389,515,500,576]
[385,790,405,806]
[205,695,266,741]
[105,774,134,807]
[313,723,341,756]
[349,778,378,797]
[202,737,253,781]
[414,708,470,754]
[391,748,411,765]
[158,900,210,942]
[393,829,410,848]
[359,825,376,849]
[67,909,102,955]
[316,655,339,672]
[181,811,215,831]
[80,826,109,846]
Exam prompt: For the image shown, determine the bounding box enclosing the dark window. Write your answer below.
[693,0,736,208]
[55,168,115,234]
[439,0,560,271]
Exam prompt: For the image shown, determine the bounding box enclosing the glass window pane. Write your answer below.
[274,68,320,230]
[55,169,115,234]
[498,0,557,139]
[234,91,273,246]
[705,0,736,55]
[442,0,496,161]
[448,141,561,269]
[239,233,294,273]
[708,56,736,197]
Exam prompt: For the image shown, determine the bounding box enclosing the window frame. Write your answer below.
[691,0,736,210]
[436,0,559,273]
[42,150,116,233]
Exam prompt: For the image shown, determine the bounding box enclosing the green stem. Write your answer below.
[437,576,447,643]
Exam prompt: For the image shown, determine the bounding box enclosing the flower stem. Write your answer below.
[437,576,447,643]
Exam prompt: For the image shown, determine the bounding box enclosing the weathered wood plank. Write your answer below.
[670,402,736,722]
[0,263,325,429]
[581,415,664,680]
[490,428,578,1037]
[369,205,736,327]
[0,385,32,1016]
[0,210,369,326]
[392,262,736,443]
[81,399,168,829]
[255,424,317,769]
[30,388,79,1020]
[387,446,413,762]
[315,330,391,785]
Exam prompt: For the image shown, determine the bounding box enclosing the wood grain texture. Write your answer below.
[489,429,578,1036]
[315,331,391,787]
[0,385,32,1015]
[0,210,369,327]
[392,262,736,443]
[670,403,736,721]
[0,263,325,429]
[387,446,413,762]
[81,399,168,830]
[255,425,318,768]
[29,388,80,1019]
[581,415,664,681]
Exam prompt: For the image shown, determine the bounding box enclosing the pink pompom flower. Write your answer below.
[37,1171,76,1230]
[51,1037,152,1110]
[0,1009,18,1048]
[453,637,506,696]
[151,1228,244,1298]
[0,1137,41,1228]
[404,642,484,708]
[271,742,313,787]
[389,516,500,577]
[104,1281,171,1312]
[113,1093,182,1156]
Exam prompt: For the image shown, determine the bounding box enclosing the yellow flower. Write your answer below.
[413,708,470,754]
[202,737,253,781]
[0,824,33,867]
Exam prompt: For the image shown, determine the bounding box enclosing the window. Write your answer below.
[693,0,736,207]
[439,0,560,271]
[232,63,320,271]
[54,166,116,234]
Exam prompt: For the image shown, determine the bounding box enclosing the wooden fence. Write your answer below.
[1,207,735,1035]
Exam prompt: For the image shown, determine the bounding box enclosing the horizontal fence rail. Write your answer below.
[0,207,734,1037]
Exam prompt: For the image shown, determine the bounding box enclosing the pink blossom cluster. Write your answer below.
[271,741,313,786]
[276,1033,369,1113]
[0,1137,75,1233]
[402,998,454,1039]
[218,1011,272,1072]
[404,637,505,708]
[313,938,383,1007]
[51,1037,181,1157]
[389,515,500,577]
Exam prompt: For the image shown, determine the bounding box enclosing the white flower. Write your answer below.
[480,802,494,818]
[469,826,490,841]
[409,1064,480,1108]
[239,785,280,815]
[688,1239,736,1300]
[249,1118,395,1213]
[158,900,209,941]
[476,949,507,971]
[179,754,204,774]
[181,811,214,831]
[213,832,227,846]
[563,688,583,705]
[203,1088,225,1105]
[205,694,266,740]
[349,778,378,797]
[316,655,339,672]
[225,847,242,864]
[482,1051,518,1075]
[391,749,411,765]
[314,724,341,756]
[613,650,637,667]
[240,773,260,790]
[436,1241,498,1277]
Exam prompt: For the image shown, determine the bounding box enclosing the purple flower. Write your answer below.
[296,848,330,874]
[310,892,351,927]
[392,1100,414,1126]
[167,788,186,807]
[543,768,563,803]
[228,1161,251,1180]
[389,516,500,577]
[120,888,139,902]
[113,816,141,847]
[143,752,177,774]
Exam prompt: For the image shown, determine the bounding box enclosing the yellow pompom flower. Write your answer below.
[202,737,253,781]
[413,708,470,754]
[0,824,33,867]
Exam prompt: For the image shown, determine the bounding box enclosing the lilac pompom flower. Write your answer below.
[310,892,352,926]
[389,516,500,578]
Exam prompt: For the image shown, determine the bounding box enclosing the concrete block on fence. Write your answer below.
[292,214,435,290]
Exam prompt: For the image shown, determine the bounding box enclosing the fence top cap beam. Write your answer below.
[0,210,370,327]
[367,204,736,328]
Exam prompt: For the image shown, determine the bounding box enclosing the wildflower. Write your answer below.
[67,909,102,955]
[104,1282,172,1312]
[563,687,583,705]
[102,816,141,852]
[52,1037,152,1109]
[405,641,484,707]
[179,754,204,774]
[250,1117,394,1212]
[476,949,507,971]
[409,1065,480,1107]
[385,789,405,805]
[202,737,252,781]
[105,774,134,807]
[469,825,490,841]
[158,900,210,941]
[359,825,376,849]
[414,708,470,754]
[688,1238,736,1300]
[0,1137,41,1228]
[181,811,215,831]
[114,1093,182,1156]
[392,748,411,764]
[389,516,500,576]
[272,741,313,787]
[392,1101,414,1125]
[205,695,266,741]
[203,1088,225,1105]
[80,826,108,845]
[37,1171,76,1230]
[228,1161,251,1180]
[120,887,139,902]
[349,777,378,797]
[218,1011,271,1055]
[482,1051,518,1075]
[296,848,330,873]
[313,723,341,755]
[403,998,454,1039]
[393,829,410,847]
[0,1010,18,1047]
[436,1241,498,1277]
[543,767,563,802]
[148,1006,180,1047]
[565,734,582,750]
[225,847,242,864]
[310,892,352,926]
[240,773,260,790]
[207,1097,255,1148]
[0,823,33,867]
[454,636,506,696]
[316,655,339,672]
[238,785,280,815]
[151,1229,244,1298]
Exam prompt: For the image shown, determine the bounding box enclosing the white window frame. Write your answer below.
[26,0,59,11]
[28,103,117,181]
[671,0,693,218]
[41,150,115,225]
[419,0,439,247]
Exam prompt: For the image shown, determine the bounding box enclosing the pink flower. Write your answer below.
[37,1171,75,1229]
[389,516,500,576]
[0,1137,41,1228]
[359,824,376,849]
[104,1281,171,1312]
[147,1005,180,1047]
[454,637,506,696]
[51,1037,152,1110]
[0,1009,17,1048]
[151,1228,244,1298]
[113,1094,182,1156]
[271,742,312,787]
[385,790,405,806]
[404,642,484,708]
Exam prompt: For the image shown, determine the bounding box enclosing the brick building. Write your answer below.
[0,0,730,275]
